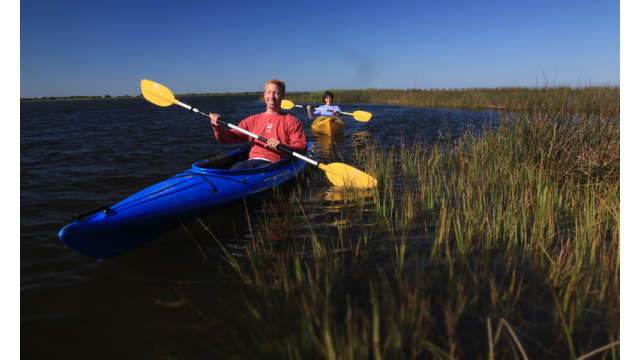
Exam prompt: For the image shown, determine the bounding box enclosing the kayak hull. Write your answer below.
[58,144,312,259]
[311,116,344,136]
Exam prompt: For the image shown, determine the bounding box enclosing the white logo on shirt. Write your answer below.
[266,123,273,133]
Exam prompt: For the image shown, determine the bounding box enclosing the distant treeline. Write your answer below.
[21,95,137,102]
[22,86,619,118]
[20,91,263,102]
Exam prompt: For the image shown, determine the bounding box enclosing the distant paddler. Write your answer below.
[305,91,345,136]
[281,98,372,122]
[306,91,342,119]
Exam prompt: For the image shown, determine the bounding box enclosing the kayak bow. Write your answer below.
[311,116,345,136]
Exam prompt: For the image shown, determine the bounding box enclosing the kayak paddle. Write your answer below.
[140,79,378,189]
[281,99,372,122]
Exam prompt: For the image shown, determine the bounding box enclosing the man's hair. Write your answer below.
[322,91,334,101]
[265,79,286,95]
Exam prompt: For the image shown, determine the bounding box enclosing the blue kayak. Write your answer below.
[58,143,312,259]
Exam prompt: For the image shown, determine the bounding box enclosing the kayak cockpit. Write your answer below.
[192,143,314,173]
[195,146,250,170]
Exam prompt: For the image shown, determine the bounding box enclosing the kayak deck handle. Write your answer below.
[73,206,112,222]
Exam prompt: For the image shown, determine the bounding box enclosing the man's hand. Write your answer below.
[266,137,280,149]
[209,113,220,126]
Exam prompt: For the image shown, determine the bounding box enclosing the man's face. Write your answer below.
[264,83,283,109]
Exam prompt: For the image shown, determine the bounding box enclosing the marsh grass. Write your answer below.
[167,88,619,359]
[288,86,619,119]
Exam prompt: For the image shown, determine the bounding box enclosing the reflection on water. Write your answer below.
[312,132,344,157]
[311,130,373,163]
[350,130,373,147]
[322,186,375,203]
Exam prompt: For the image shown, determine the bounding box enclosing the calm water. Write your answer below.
[21,96,499,358]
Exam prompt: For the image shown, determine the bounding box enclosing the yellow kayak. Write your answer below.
[311,116,345,136]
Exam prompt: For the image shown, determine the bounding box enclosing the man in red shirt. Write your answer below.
[209,79,307,170]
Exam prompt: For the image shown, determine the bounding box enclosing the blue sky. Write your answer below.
[20,0,619,98]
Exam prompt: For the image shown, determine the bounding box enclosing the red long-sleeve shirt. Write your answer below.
[212,112,307,163]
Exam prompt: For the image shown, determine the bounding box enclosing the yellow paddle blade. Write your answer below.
[352,110,372,122]
[343,110,372,122]
[318,163,378,189]
[281,99,295,110]
[140,79,177,107]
